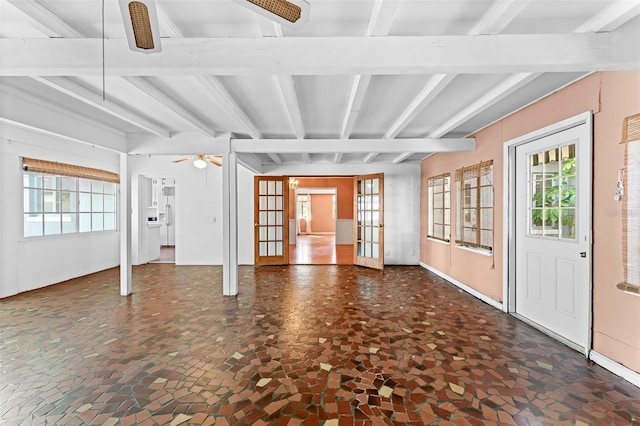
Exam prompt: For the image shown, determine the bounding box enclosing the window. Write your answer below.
[427,174,450,242]
[455,160,493,251]
[23,173,117,237]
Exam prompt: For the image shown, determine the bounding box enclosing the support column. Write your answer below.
[222,140,239,296]
[120,153,132,296]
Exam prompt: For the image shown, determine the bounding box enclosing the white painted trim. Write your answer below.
[502,111,593,356]
[589,351,640,388]
[119,154,132,296]
[420,262,503,310]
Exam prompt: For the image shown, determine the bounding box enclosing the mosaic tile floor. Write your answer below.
[1,265,639,425]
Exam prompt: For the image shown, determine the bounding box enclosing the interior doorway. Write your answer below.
[288,177,354,265]
[149,177,176,264]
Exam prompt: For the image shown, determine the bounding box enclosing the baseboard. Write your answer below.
[589,351,640,388]
[419,262,503,311]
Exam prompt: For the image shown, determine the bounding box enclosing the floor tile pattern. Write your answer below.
[1,265,639,425]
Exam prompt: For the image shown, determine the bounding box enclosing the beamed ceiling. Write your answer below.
[1,0,639,171]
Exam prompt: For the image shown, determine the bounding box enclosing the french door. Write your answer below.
[514,123,591,351]
[354,173,384,270]
[254,176,289,265]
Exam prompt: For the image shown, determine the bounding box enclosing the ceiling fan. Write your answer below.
[119,0,310,54]
[173,155,222,169]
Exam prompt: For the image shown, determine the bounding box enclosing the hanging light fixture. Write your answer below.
[289,177,299,189]
[193,157,207,169]
[119,0,162,53]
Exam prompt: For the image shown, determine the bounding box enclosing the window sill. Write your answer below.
[427,237,450,245]
[455,244,493,256]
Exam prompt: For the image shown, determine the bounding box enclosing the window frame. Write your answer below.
[427,173,451,243]
[23,171,118,238]
[455,160,494,252]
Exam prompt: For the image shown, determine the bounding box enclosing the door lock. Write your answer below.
[580,252,587,258]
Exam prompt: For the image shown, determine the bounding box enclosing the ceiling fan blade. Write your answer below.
[173,157,193,163]
[232,0,309,28]
[206,159,222,167]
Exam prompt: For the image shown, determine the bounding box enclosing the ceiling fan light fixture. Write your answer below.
[119,0,162,53]
[233,0,310,28]
[193,158,208,169]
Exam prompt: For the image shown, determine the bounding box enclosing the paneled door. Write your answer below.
[354,174,384,270]
[254,176,289,265]
[514,123,591,352]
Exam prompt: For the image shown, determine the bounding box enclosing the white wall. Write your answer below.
[0,125,121,298]
[128,156,256,266]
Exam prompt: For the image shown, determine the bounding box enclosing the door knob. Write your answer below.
[580,252,587,258]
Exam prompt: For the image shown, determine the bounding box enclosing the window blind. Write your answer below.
[621,113,640,291]
[455,160,493,250]
[22,157,120,184]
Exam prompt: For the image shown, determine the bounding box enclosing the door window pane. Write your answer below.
[528,143,576,240]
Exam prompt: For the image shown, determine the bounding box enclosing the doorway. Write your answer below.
[150,177,176,264]
[504,112,593,354]
[288,178,353,265]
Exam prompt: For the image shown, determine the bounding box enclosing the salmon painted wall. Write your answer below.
[309,194,336,233]
[288,177,353,219]
[421,71,640,373]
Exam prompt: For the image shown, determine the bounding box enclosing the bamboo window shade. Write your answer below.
[21,157,120,184]
[620,113,640,295]
[455,160,493,250]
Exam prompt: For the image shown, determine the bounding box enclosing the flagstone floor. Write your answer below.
[1,264,638,425]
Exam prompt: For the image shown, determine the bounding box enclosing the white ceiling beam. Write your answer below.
[157,4,262,140]
[155,3,183,37]
[383,0,530,139]
[430,72,541,138]
[233,138,475,154]
[122,76,217,137]
[341,0,399,139]
[32,76,170,138]
[392,152,415,164]
[367,0,400,36]
[254,15,304,140]
[574,0,640,33]
[127,134,229,155]
[267,153,282,164]
[340,74,372,139]
[6,0,83,37]
[302,153,311,164]
[276,75,305,139]
[363,153,379,164]
[236,153,264,174]
[384,74,457,139]
[433,0,640,138]
[195,76,262,139]
[470,0,531,35]
[255,15,283,37]
[334,153,343,164]
[3,33,637,76]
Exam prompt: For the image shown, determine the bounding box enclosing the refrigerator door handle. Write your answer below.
[165,203,172,226]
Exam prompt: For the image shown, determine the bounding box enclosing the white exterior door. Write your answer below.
[514,123,591,351]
